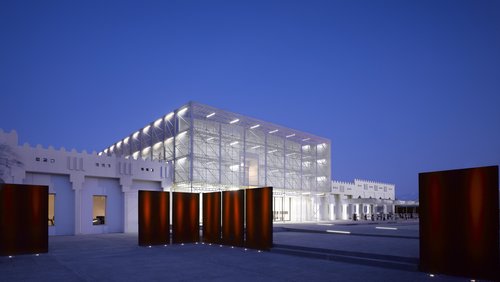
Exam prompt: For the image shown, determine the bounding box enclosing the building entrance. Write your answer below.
[273,196,291,221]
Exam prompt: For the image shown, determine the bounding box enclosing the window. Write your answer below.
[48,194,55,226]
[92,195,106,225]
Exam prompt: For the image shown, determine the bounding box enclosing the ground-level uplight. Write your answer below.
[326,230,351,234]
[375,226,398,230]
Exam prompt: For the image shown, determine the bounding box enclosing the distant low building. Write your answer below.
[331,179,398,220]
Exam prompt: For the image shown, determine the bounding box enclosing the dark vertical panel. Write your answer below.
[172,192,199,244]
[245,187,273,250]
[419,166,499,280]
[138,190,170,246]
[0,184,48,256]
[222,190,244,247]
[202,192,221,243]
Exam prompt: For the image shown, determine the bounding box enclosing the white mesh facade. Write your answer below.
[103,102,332,221]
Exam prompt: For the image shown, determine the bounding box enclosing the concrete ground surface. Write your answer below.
[0,221,474,281]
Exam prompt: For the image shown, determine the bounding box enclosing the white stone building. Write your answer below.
[0,102,403,235]
[330,179,396,220]
[0,129,170,235]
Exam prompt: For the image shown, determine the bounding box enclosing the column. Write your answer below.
[71,174,84,235]
[122,187,136,233]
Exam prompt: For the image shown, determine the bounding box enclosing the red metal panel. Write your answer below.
[172,192,199,244]
[222,190,244,247]
[202,192,221,243]
[138,190,170,246]
[419,166,499,280]
[0,184,48,256]
[245,187,273,250]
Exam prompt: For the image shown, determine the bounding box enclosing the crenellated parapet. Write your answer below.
[332,178,396,200]
[0,128,172,187]
[353,178,395,187]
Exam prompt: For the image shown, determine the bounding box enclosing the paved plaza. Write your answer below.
[0,221,469,281]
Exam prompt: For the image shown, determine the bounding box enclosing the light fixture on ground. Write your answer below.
[375,226,398,230]
[326,230,351,234]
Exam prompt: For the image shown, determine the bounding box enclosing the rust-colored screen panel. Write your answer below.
[0,184,48,256]
[222,190,244,247]
[245,187,273,250]
[172,192,199,244]
[138,190,170,246]
[202,192,221,243]
[419,166,499,280]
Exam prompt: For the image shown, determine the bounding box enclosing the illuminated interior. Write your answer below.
[48,193,55,226]
[92,195,106,225]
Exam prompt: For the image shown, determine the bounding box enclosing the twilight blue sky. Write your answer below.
[1,1,499,199]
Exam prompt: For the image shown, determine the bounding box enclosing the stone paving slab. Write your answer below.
[0,224,466,282]
[273,222,420,258]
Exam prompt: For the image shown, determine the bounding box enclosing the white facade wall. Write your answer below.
[331,179,395,200]
[80,177,123,234]
[0,129,171,235]
[125,180,163,233]
[330,179,396,220]
[24,173,75,235]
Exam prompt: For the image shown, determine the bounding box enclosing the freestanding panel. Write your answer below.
[245,187,273,250]
[419,166,499,280]
[202,192,221,243]
[172,192,199,244]
[222,190,244,247]
[0,184,48,256]
[138,190,170,246]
